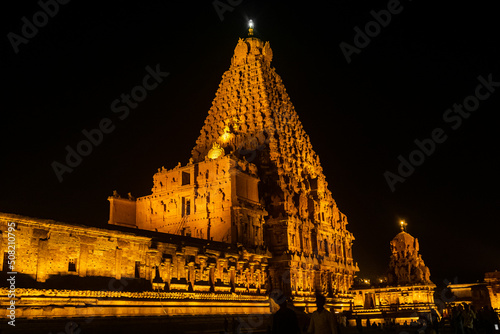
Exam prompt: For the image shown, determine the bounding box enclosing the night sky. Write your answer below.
[1,1,499,287]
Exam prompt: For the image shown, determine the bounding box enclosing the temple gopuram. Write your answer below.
[0,23,358,319]
[350,221,436,325]
[109,22,358,311]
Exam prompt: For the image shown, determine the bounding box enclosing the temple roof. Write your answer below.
[392,231,415,244]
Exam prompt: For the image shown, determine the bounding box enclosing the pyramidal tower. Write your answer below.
[109,22,358,307]
[387,222,432,285]
[350,223,436,323]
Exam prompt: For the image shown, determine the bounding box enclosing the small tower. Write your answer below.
[388,221,432,285]
[350,220,437,324]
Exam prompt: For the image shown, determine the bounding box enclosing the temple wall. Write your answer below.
[485,271,500,314]
[112,156,265,247]
[1,216,148,282]
[108,197,136,228]
[0,213,272,318]
[349,285,437,325]
[352,285,436,309]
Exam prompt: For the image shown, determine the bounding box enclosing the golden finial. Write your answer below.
[248,20,254,36]
[399,220,407,232]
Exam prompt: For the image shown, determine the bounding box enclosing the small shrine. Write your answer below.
[350,221,437,326]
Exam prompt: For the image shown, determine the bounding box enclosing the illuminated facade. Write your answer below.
[0,213,271,318]
[1,26,358,318]
[446,271,500,316]
[485,271,500,314]
[109,27,358,310]
[350,227,436,325]
[109,154,266,247]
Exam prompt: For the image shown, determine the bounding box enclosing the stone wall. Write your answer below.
[485,271,500,314]
[0,213,272,318]
[352,285,436,309]
[350,285,436,325]
[109,155,267,248]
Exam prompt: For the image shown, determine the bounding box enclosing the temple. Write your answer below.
[1,23,358,319]
[350,223,436,325]
[387,221,432,286]
[1,23,499,328]
[109,23,359,310]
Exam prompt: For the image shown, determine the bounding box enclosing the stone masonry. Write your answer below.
[109,28,358,309]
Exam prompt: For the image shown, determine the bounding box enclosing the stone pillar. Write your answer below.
[36,238,49,282]
[188,263,195,289]
[230,264,236,290]
[0,232,3,272]
[176,252,184,280]
[78,244,88,277]
[115,248,122,280]
[164,259,172,283]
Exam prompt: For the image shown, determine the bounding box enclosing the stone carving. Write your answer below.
[263,41,273,65]
[232,38,248,66]
[102,30,358,302]
[387,231,432,285]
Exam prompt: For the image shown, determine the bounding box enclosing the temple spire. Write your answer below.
[190,29,358,298]
[248,20,254,36]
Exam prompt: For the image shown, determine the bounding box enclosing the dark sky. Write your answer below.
[1,1,499,287]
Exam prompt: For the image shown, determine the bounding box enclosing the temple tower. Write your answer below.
[350,222,436,324]
[190,24,358,306]
[387,221,432,285]
[108,23,358,308]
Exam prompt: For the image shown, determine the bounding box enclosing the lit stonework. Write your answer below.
[1,26,359,318]
[387,230,432,285]
[0,213,271,318]
[351,227,436,325]
[109,28,358,309]
[444,272,500,318]
[193,33,359,307]
[109,154,266,247]
[485,271,500,314]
